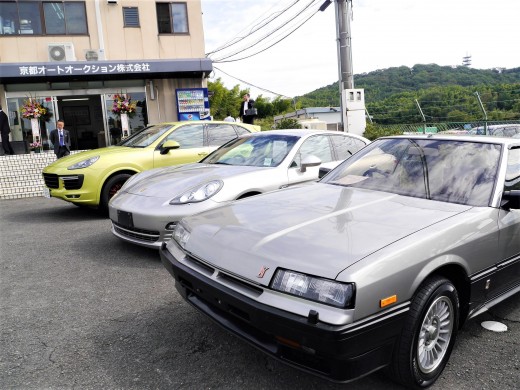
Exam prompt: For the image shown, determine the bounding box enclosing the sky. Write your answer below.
[200,0,520,100]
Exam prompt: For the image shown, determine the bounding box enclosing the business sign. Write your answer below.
[0,59,213,82]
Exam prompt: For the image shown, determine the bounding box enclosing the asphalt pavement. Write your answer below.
[1,197,519,389]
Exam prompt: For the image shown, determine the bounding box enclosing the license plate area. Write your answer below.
[43,187,51,198]
[117,210,133,228]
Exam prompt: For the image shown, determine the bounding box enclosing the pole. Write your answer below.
[335,0,354,131]
[475,92,488,135]
[415,99,426,133]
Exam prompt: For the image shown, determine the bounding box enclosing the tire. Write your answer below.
[100,173,131,211]
[390,276,459,389]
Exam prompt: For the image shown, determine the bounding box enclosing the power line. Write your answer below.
[206,0,303,56]
[212,65,292,98]
[213,4,321,63]
[211,0,321,63]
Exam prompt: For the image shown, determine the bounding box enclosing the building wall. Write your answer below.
[0,0,205,63]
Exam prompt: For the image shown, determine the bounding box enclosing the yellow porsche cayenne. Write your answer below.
[42,121,260,210]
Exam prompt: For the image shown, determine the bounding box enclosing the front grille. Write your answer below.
[61,175,84,190]
[112,221,160,242]
[42,173,84,190]
[43,173,59,188]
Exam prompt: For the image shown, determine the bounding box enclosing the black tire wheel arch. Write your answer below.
[100,173,132,211]
[391,275,460,389]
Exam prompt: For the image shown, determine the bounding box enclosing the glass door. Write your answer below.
[103,92,148,146]
[6,96,57,151]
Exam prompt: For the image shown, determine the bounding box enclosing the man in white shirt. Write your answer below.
[49,120,71,158]
[223,113,235,122]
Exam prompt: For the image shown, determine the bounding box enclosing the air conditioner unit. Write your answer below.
[48,43,76,62]
[84,49,105,61]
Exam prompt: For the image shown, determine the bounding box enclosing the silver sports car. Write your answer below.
[160,135,520,388]
[109,129,369,248]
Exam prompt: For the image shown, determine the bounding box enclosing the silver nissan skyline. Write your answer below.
[160,135,520,388]
[108,129,369,248]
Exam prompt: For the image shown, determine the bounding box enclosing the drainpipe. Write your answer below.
[94,0,106,58]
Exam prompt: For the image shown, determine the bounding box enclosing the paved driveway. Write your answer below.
[0,198,518,389]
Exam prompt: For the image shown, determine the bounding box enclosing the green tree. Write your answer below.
[274,118,302,129]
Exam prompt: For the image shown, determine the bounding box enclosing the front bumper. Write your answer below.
[160,244,408,382]
[109,194,220,249]
[42,170,99,205]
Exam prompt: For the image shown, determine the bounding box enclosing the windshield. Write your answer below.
[202,134,300,167]
[118,124,173,148]
[322,138,502,207]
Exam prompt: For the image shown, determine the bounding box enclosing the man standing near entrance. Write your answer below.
[50,120,71,158]
[0,105,15,155]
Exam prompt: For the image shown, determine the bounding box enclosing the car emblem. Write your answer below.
[257,266,269,278]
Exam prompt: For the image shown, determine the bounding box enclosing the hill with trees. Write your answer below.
[208,64,520,128]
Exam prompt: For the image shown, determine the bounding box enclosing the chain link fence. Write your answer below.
[365,120,520,139]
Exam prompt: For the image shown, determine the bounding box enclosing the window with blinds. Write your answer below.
[123,7,140,28]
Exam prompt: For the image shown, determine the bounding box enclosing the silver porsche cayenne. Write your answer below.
[160,135,520,388]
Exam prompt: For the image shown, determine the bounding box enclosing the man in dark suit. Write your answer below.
[0,105,15,155]
[239,93,255,124]
[49,120,71,158]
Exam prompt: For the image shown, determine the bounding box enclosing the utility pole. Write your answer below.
[334,0,366,135]
[335,0,354,91]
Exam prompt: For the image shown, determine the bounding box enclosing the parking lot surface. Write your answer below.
[1,197,519,389]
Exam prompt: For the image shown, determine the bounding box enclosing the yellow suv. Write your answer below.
[42,121,259,210]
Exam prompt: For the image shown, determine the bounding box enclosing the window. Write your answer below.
[165,125,204,149]
[330,135,366,160]
[0,1,87,36]
[505,148,520,191]
[206,124,238,147]
[123,7,140,28]
[293,135,333,168]
[156,2,188,34]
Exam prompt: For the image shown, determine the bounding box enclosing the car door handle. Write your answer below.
[198,152,208,156]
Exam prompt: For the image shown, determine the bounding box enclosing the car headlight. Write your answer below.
[172,222,191,249]
[271,269,355,308]
[170,180,223,204]
[67,156,100,170]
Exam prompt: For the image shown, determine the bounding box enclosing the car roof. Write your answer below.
[384,134,520,147]
[242,129,369,139]
[156,121,252,125]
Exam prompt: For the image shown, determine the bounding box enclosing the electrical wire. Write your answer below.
[206,0,303,56]
[211,0,321,63]
[214,9,325,63]
[212,65,292,98]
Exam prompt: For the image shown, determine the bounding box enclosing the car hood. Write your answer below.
[180,184,472,284]
[124,163,270,197]
[44,146,138,169]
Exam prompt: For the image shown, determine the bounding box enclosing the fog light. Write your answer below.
[165,222,177,230]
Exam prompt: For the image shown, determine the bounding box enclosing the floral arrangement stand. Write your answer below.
[29,141,43,153]
[111,93,137,139]
[21,97,48,149]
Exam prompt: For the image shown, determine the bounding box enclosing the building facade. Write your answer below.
[0,0,211,152]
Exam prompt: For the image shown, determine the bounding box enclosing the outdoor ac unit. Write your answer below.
[48,43,76,62]
[84,49,105,61]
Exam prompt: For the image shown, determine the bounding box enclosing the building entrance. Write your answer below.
[5,89,148,152]
[58,95,105,151]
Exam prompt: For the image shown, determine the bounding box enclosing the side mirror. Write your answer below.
[501,190,520,210]
[318,167,331,179]
[160,140,180,155]
[300,155,322,173]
